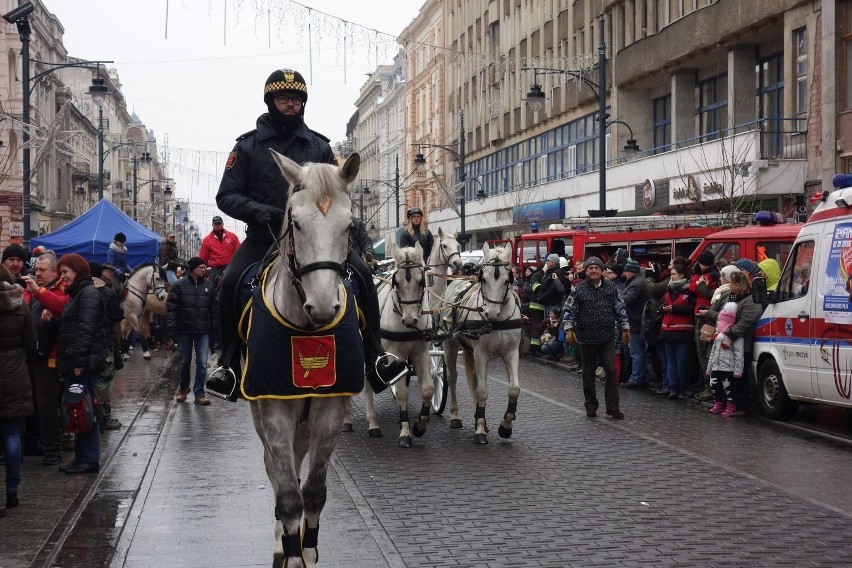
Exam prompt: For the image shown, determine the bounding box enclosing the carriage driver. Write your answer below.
[206,67,407,401]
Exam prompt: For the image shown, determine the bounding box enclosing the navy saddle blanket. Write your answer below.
[240,272,365,400]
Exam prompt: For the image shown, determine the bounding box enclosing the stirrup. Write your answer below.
[205,366,238,401]
[375,353,408,387]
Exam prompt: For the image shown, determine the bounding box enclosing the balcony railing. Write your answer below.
[650,118,807,160]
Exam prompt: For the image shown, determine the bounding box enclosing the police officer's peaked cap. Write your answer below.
[264,69,308,103]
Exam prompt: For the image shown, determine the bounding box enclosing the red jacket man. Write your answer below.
[198,216,240,273]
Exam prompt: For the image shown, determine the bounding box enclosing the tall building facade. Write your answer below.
[391,0,836,246]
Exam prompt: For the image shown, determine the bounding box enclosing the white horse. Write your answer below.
[119,264,168,360]
[242,150,360,568]
[441,242,523,444]
[360,242,433,447]
[426,227,463,310]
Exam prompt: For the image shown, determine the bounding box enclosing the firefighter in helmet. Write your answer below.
[207,68,406,400]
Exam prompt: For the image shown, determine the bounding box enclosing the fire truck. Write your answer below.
[501,211,801,274]
[685,212,803,268]
[507,214,725,273]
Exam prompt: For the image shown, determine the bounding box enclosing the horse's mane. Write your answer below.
[130,263,166,281]
[288,162,343,204]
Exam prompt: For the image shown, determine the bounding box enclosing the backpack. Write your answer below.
[641,298,664,346]
[62,383,96,434]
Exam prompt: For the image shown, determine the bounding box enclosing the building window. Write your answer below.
[758,53,784,157]
[795,27,808,130]
[652,94,671,154]
[697,74,728,141]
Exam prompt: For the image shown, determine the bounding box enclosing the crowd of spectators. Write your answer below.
[0,235,218,518]
[518,248,773,418]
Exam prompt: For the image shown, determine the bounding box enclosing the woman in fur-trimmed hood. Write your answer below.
[0,263,36,514]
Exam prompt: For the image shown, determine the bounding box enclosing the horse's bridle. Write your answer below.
[391,253,426,327]
[280,187,351,306]
[477,259,514,309]
[430,236,461,273]
[124,265,167,318]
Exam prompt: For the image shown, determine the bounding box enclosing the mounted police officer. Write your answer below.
[206,68,406,401]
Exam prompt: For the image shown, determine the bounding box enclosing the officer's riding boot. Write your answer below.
[205,296,240,402]
[348,251,407,392]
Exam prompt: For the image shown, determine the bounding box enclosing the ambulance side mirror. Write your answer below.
[752,276,769,305]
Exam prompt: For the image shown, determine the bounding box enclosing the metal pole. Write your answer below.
[20,19,30,249]
[97,105,104,200]
[395,154,400,227]
[597,12,607,214]
[459,110,466,251]
[132,156,138,220]
[359,185,365,220]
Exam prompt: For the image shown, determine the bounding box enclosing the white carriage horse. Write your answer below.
[360,242,433,447]
[441,242,523,444]
[237,150,361,568]
[119,264,169,360]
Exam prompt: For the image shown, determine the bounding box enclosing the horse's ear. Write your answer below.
[502,242,513,261]
[482,241,491,257]
[413,241,423,261]
[270,149,303,185]
[437,227,444,238]
[339,153,360,185]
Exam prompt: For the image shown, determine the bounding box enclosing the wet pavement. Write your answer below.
[4,350,852,567]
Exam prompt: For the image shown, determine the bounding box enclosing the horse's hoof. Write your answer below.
[399,436,413,448]
[271,553,284,568]
[341,423,353,433]
[450,419,463,429]
[498,425,513,439]
[473,433,488,445]
[143,352,151,360]
[412,422,427,438]
[367,428,383,438]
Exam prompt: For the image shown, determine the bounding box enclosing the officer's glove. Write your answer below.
[364,251,379,269]
[248,203,284,225]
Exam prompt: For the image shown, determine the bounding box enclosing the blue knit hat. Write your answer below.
[624,259,641,273]
[734,258,761,277]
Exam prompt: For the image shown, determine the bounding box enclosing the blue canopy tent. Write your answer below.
[32,199,161,267]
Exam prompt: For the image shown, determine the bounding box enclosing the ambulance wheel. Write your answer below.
[757,359,799,420]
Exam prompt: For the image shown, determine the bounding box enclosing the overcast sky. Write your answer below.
[41,0,424,237]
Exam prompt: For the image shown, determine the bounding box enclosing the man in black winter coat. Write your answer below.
[350,218,377,268]
[563,257,630,419]
[209,67,405,401]
[168,257,217,406]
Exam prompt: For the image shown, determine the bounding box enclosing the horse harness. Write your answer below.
[427,258,523,347]
[381,252,429,343]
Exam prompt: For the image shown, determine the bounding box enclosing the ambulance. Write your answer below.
[752,174,852,419]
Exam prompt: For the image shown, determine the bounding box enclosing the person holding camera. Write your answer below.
[21,252,67,466]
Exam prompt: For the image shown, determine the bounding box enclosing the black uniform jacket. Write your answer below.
[216,114,335,240]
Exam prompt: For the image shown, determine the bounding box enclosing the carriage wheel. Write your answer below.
[430,352,448,415]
